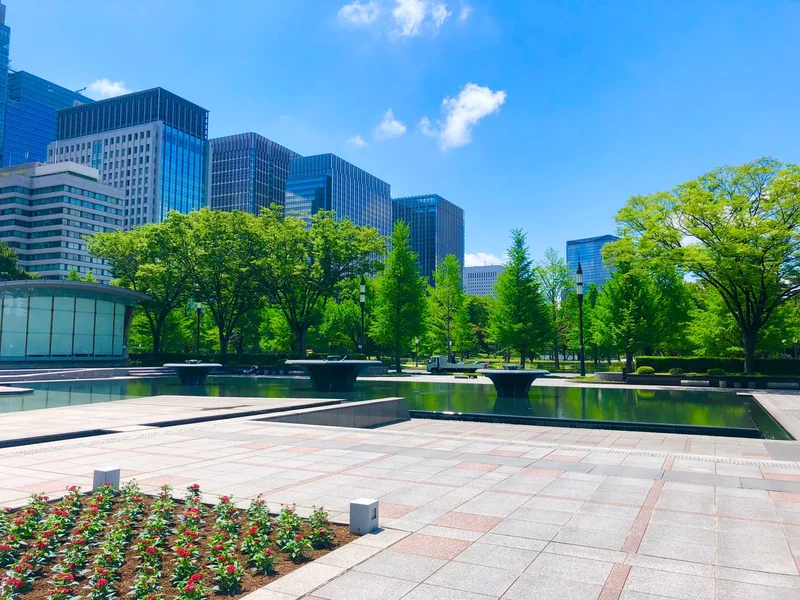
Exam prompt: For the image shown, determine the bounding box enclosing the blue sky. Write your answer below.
[6,0,800,265]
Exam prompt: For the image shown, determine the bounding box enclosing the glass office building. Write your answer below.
[4,71,93,167]
[0,280,147,363]
[392,194,465,284]
[285,153,392,238]
[210,133,300,214]
[566,234,620,289]
[0,3,10,167]
[48,88,209,228]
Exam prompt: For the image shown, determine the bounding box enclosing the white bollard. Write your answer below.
[92,467,121,492]
[350,498,379,535]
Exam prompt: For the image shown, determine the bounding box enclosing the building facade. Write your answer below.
[4,71,93,167]
[210,132,300,214]
[566,234,619,289]
[285,153,392,238]
[0,162,123,282]
[0,280,147,363]
[0,3,10,167]
[47,88,210,229]
[392,194,465,284]
[464,264,505,297]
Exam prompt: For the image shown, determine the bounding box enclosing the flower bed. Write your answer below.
[0,483,355,600]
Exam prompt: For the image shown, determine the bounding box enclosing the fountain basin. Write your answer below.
[285,360,381,392]
[163,363,222,386]
[477,369,550,398]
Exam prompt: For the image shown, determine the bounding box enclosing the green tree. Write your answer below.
[612,158,800,373]
[370,221,427,372]
[167,209,264,355]
[89,225,191,356]
[428,254,469,361]
[489,230,551,368]
[252,207,384,357]
[319,277,378,355]
[537,247,573,367]
[0,242,33,280]
[592,263,658,372]
[66,268,96,282]
[465,294,493,354]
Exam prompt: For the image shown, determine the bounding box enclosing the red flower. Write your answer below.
[176,547,190,558]
[248,526,258,535]
[225,565,236,574]
[220,496,230,504]
[4,577,24,589]
[184,583,197,593]
[294,534,303,541]
[73,538,86,546]
[95,578,109,588]
[68,486,78,492]
[96,568,108,575]
[55,587,69,595]
[266,549,273,556]
[13,518,25,525]
[0,544,11,551]
[188,573,202,583]
[217,554,225,563]
[213,544,224,551]
[189,484,200,490]
[145,546,158,554]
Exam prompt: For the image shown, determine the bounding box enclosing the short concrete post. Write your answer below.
[93,467,120,492]
[350,498,379,535]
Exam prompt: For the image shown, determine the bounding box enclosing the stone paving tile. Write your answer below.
[716,579,799,599]
[425,562,519,597]
[454,541,540,572]
[390,532,472,560]
[354,550,447,582]
[490,518,561,542]
[622,567,714,600]
[431,511,503,532]
[400,583,494,599]
[314,571,416,600]
[502,573,603,600]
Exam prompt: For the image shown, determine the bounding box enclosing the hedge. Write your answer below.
[635,356,800,376]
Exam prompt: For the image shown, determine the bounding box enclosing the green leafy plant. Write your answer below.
[707,367,726,376]
[635,366,655,375]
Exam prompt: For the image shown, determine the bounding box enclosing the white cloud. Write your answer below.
[338,1,380,26]
[86,78,131,99]
[465,252,504,267]
[421,83,507,151]
[392,0,427,37]
[431,3,452,29]
[346,135,368,148]
[373,109,407,140]
[458,4,473,21]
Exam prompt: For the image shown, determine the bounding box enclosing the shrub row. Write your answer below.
[130,353,370,367]
[635,356,800,376]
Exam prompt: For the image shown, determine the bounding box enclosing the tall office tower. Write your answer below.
[464,264,505,297]
[566,234,620,288]
[392,194,465,285]
[210,132,300,214]
[4,71,93,167]
[285,154,392,238]
[0,2,10,166]
[47,88,210,229]
[0,162,123,282]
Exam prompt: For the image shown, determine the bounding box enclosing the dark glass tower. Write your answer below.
[0,3,11,166]
[48,88,209,228]
[566,234,620,288]
[285,154,392,238]
[4,71,93,167]
[210,133,300,214]
[392,194,465,284]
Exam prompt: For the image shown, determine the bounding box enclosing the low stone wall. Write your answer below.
[257,397,409,429]
[594,372,623,382]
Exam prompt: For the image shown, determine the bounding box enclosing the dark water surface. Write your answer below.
[0,376,789,440]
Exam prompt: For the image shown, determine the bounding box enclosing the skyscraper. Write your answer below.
[285,153,392,238]
[0,2,11,167]
[4,71,93,167]
[0,162,123,282]
[464,264,504,297]
[392,194,465,284]
[566,234,619,288]
[47,88,210,229]
[210,132,300,214]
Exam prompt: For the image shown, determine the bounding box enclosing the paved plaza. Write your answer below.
[1,393,800,599]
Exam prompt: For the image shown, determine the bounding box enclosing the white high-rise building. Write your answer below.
[464,264,505,297]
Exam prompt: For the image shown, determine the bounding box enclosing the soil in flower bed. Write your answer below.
[0,483,356,600]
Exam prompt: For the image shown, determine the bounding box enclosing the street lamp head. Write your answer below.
[575,260,583,297]
[360,274,366,304]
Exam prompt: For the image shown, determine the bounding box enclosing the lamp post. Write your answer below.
[576,261,585,377]
[414,337,420,367]
[359,275,366,353]
[194,302,203,356]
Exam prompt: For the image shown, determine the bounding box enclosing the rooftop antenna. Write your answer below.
[75,87,87,94]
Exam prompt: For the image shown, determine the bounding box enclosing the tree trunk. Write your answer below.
[395,345,402,374]
[625,349,633,373]
[742,329,757,374]
[520,349,527,369]
[297,327,308,358]
[219,334,228,356]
